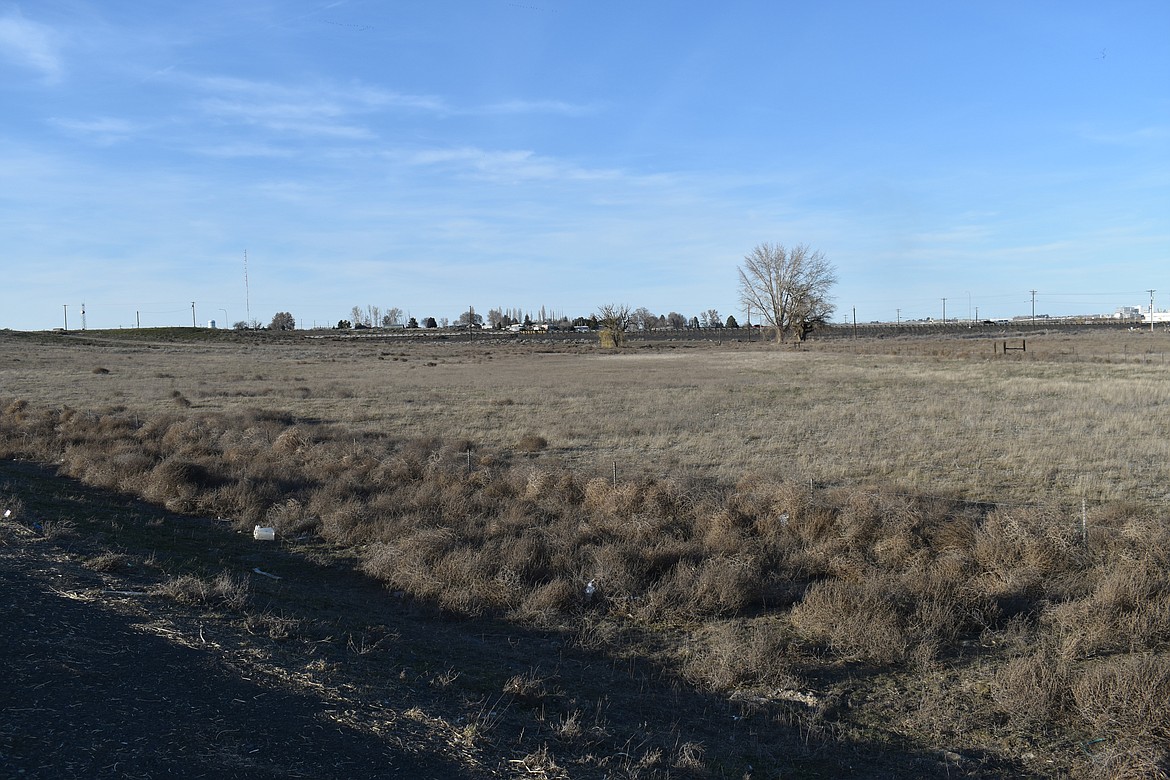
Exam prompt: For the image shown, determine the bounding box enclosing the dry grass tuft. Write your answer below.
[38,519,77,539]
[790,576,911,665]
[993,647,1072,727]
[680,619,802,692]
[82,550,131,572]
[152,571,249,610]
[503,669,552,702]
[517,433,548,454]
[509,746,568,779]
[1071,654,1170,779]
[1073,654,1170,741]
[271,426,309,454]
[672,741,706,771]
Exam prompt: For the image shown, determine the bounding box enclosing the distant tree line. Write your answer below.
[267,236,837,341]
[326,303,745,333]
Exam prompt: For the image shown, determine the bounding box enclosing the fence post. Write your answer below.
[1081,498,1087,545]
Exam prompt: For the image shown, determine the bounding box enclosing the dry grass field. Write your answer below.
[5,326,1170,507]
[3,325,1170,778]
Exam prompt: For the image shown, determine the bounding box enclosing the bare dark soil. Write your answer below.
[0,459,1029,779]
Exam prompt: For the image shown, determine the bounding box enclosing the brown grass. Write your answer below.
[151,571,250,610]
[82,550,131,572]
[7,326,1170,509]
[4,326,1170,775]
[1072,655,1170,779]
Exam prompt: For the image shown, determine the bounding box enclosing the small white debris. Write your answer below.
[3,509,11,519]
[584,579,597,599]
[253,526,275,541]
[252,567,281,580]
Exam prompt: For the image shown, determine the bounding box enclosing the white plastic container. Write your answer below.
[253,526,276,541]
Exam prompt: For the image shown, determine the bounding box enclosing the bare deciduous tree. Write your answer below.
[269,312,296,331]
[738,242,837,343]
[632,307,656,332]
[596,304,632,347]
[457,308,484,328]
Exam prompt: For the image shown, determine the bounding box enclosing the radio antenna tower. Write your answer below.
[80,302,87,331]
[244,249,251,324]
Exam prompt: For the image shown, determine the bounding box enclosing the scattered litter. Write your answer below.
[3,509,11,518]
[253,526,275,541]
[584,579,596,599]
[252,567,282,580]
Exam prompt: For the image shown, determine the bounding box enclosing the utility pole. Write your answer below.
[1149,289,1157,333]
[896,308,900,325]
[191,302,197,328]
[942,298,946,324]
[63,304,68,331]
[852,306,857,338]
[244,250,251,325]
[1030,290,1037,326]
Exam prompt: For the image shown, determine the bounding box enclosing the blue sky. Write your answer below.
[1,1,1167,330]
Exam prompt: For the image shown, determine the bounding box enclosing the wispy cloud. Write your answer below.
[479,98,596,116]
[0,11,63,83]
[197,95,376,139]
[189,142,296,158]
[50,116,142,145]
[399,146,625,183]
[174,74,446,139]
[911,223,993,247]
